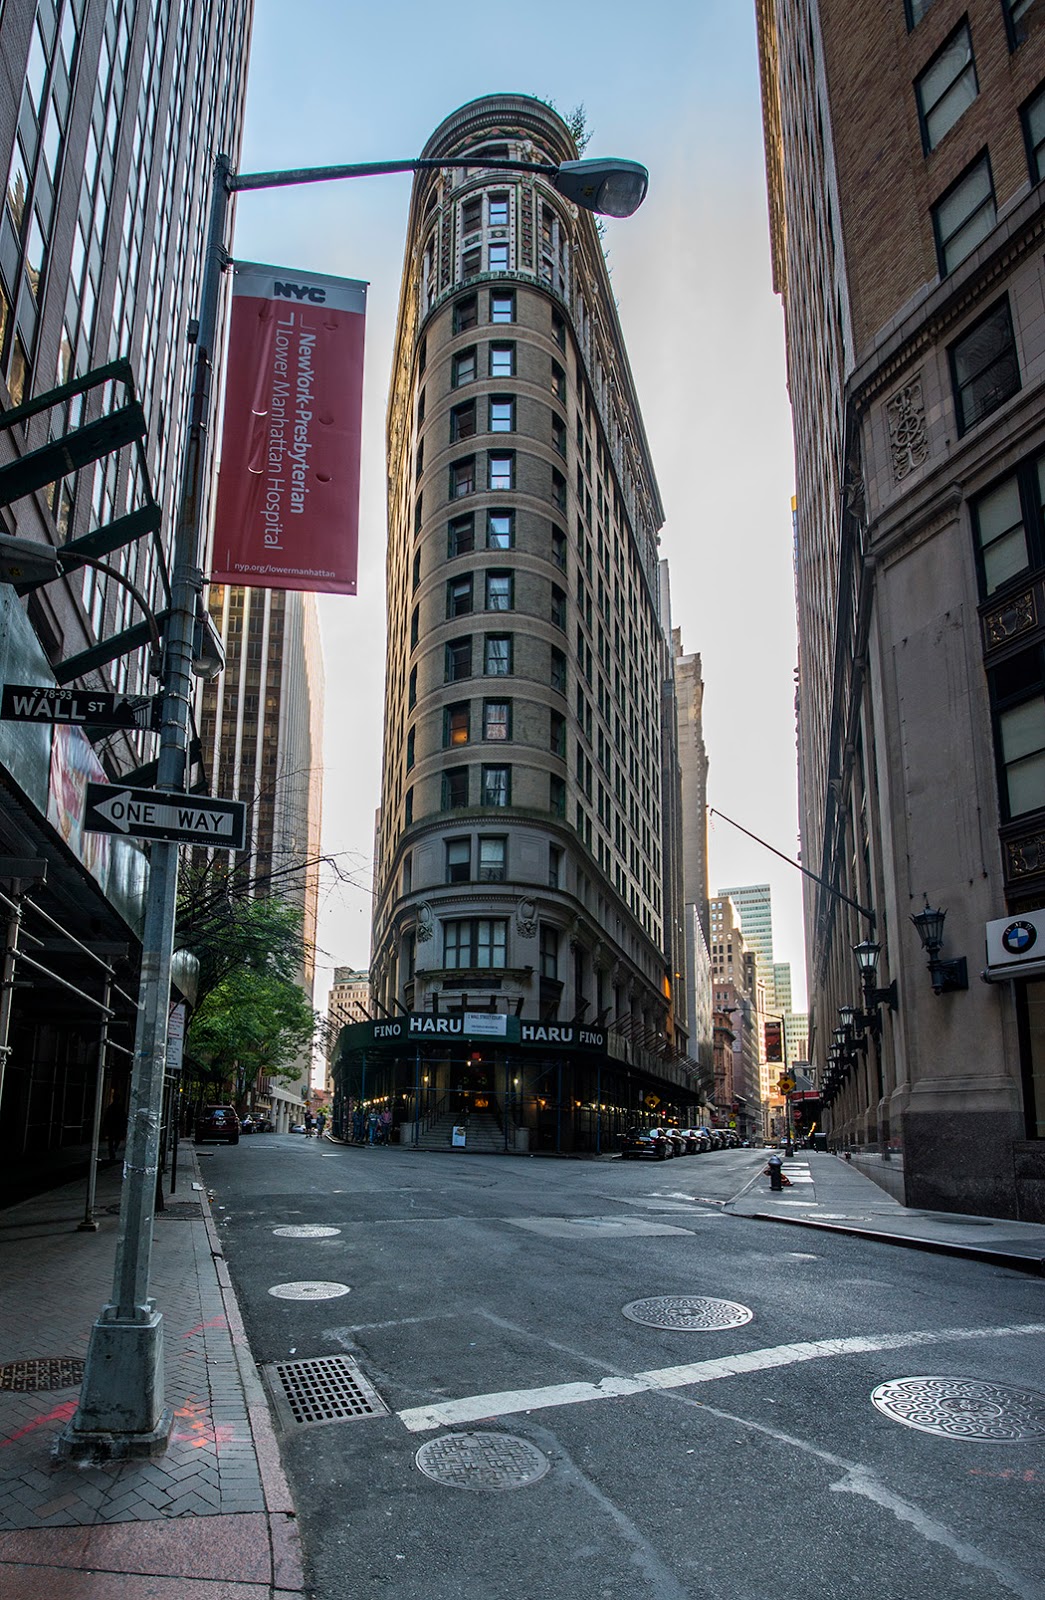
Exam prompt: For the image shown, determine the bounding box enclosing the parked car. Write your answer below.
[697,1126,721,1150]
[194,1105,240,1145]
[620,1127,673,1160]
[290,1122,306,1134]
[681,1128,710,1152]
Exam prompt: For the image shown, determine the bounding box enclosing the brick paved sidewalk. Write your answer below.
[0,1153,304,1598]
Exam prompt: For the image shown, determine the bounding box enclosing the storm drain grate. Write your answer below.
[0,1357,85,1392]
[262,1355,387,1429]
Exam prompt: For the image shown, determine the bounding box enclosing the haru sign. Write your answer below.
[84,783,246,850]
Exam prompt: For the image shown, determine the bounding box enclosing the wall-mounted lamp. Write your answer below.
[910,901,968,995]
[852,938,898,1027]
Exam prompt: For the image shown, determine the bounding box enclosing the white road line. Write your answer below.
[395,1320,1045,1433]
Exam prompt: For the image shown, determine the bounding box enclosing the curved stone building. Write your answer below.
[336,95,704,1153]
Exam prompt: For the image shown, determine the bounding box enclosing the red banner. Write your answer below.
[210,261,367,595]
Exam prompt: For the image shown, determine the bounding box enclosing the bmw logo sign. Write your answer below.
[1001,920,1038,956]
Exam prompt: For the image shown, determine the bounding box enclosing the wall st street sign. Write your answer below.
[84,783,246,849]
[1,684,161,729]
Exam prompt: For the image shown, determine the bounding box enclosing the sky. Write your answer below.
[228,0,806,1015]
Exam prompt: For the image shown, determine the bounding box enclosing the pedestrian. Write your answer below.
[367,1109,379,1145]
[352,1106,365,1144]
[101,1097,125,1163]
[304,1111,315,1139]
[316,1111,326,1137]
[379,1107,392,1145]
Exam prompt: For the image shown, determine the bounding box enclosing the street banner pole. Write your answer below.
[58,157,233,1460]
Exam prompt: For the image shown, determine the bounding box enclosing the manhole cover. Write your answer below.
[262,1355,386,1428]
[622,1295,754,1330]
[272,1224,341,1238]
[871,1377,1045,1440]
[415,1432,550,1491]
[267,1280,351,1301]
[0,1358,85,1392]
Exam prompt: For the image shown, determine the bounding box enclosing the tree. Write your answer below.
[177,863,316,1105]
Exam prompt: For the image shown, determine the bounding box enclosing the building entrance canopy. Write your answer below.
[340,1015,607,1053]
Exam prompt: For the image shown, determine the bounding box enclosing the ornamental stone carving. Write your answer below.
[984,589,1037,649]
[1006,833,1045,878]
[416,902,435,942]
[516,897,538,938]
[886,376,929,481]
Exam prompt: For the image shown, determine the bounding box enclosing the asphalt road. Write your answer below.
[201,1134,1045,1600]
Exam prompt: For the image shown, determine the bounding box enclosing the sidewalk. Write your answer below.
[0,1152,304,1599]
[726,1150,1045,1273]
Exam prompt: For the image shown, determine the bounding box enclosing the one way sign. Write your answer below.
[84,784,246,850]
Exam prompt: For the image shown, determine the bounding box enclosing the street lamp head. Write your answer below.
[911,901,946,957]
[552,157,649,217]
[852,938,881,977]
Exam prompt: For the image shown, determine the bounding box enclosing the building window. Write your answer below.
[461,196,483,234]
[992,646,1045,817]
[552,308,566,350]
[916,22,977,153]
[406,727,415,770]
[950,299,1019,434]
[540,924,559,980]
[552,416,567,456]
[972,468,1036,595]
[478,836,507,882]
[446,838,471,882]
[445,638,473,681]
[488,241,509,272]
[483,699,511,740]
[443,918,507,969]
[487,510,514,549]
[548,845,563,889]
[485,634,513,675]
[550,710,566,756]
[408,665,417,708]
[449,514,475,557]
[445,702,471,746]
[1004,0,1037,50]
[905,0,936,25]
[412,549,422,591]
[447,574,474,617]
[481,764,511,806]
[551,646,567,693]
[454,295,478,334]
[550,774,566,816]
[451,400,477,441]
[452,346,477,386]
[932,153,995,275]
[403,852,413,895]
[443,767,469,809]
[552,469,567,511]
[490,291,515,323]
[405,786,413,825]
[410,605,419,648]
[1021,82,1045,180]
[486,571,513,611]
[551,584,567,630]
[489,453,514,490]
[488,192,510,228]
[450,456,476,497]
[490,396,515,432]
[551,526,567,570]
[551,360,566,401]
[490,343,515,377]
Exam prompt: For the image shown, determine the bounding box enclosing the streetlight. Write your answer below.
[59,145,648,1460]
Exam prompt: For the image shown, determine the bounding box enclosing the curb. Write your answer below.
[194,1151,306,1597]
[742,1210,1045,1275]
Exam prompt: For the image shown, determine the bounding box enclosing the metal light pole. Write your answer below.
[59,141,647,1460]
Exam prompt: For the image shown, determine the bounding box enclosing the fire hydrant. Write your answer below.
[764,1154,791,1191]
